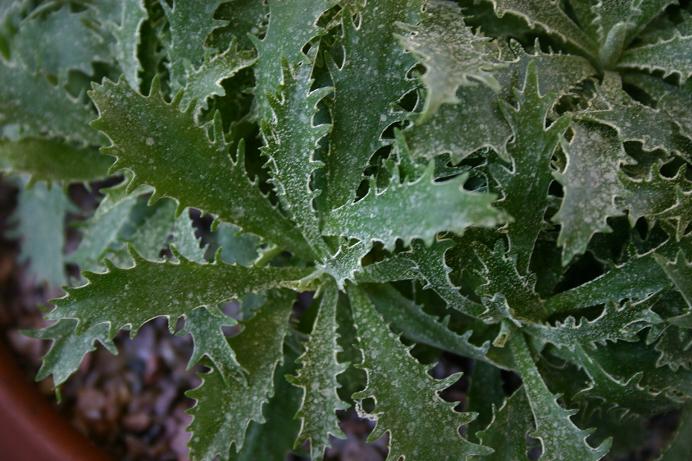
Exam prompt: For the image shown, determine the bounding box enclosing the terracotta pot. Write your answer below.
[0,339,112,461]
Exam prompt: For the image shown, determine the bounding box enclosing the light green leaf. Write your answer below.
[399,0,502,118]
[491,62,570,273]
[11,182,69,286]
[47,253,311,336]
[108,0,148,89]
[476,388,532,461]
[213,222,260,267]
[187,290,294,460]
[287,281,348,459]
[182,306,242,384]
[553,122,631,264]
[251,0,335,120]
[161,0,228,91]
[323,0,423,209]
[355,253,419,284]
[261,58,331,255]
[618,32,692,81]
[318,240,372,289]
[488,0,597,56]
[0,139,112,182]
[28,319,116,386]
[322,163,505,249]
[509,331,611,461]
[89,78,314,258]
[347,285,492,460]
[620,163,690,226]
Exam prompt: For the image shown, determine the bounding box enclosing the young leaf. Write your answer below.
[47,253,311,337]
[618,32,692,81]
[553,122,631,264]
[347,285,492,460]
[89,78,314,258]
[28,319,116,386]
[509,331,611,461]
[323,0,423,209]
[107,0,148,90]
[187,290,294,460]
[322,163,505,249]
[491,62,570,273]
[318,240,372,289]
[287,281,348,459]
[399,0,502,118]
[182,306,242,384]
[261,58,332,255]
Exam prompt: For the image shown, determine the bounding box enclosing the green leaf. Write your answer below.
[488,0,597,56]
[491,62,570,273]
[11,182,69,286]
[178,41,255,120]
[187,289,294,460]
[11,6,109,83]
[0,60,101,145]
[89,77,314,258]
[657,403,692,461]
[47,252,310,337]
[347,285,492,460]
[476,388,533,461]
[161,0,228,91]
[28,319,116,386]
[251,0,335,120]
[107,0,148,90]
[553,122,631,264]
[524,296,662,349]
[213,222,260,267]
[287,281,348,459]
[0,139,112,182]
[406,239,486,319]
[366,284,493,364]
[399,0,502,118]
[322,163,505,249]
[323,0,423,209]
[618,32,692,81]
[655,250,692,309]
[318,240,372,289]
[261,58,331,255]
[182,306,242,384]
[467,361,506,440]
[509,331,611,461]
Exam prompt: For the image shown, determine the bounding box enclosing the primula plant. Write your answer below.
[1,0,692,460]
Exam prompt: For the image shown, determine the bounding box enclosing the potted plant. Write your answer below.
[1,0,690,460]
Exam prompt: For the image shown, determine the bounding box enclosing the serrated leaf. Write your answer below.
[213,222,260,267]
[318,240,372,289]
[354,253,419,284]
[47,253,310,337]
[618,32,692,81]
[322,163,505,249]
[491,62,570,273]
[287,281,348,459]
[161,0,228,91]
[406,239,487,319]
[179,41,255,120]
[89,78,314,258]
[0,139,112,182]
[509,331,611,461]
[107,0,148,89]
[0,60,101,145]
[182,306,242,384]
[653,325,692,371]
[366,284,492,364]
[406,46,594,162]
[657,403,692,461]
[12,6,109,83]
[261,58,331,254]
[251,0,335,121]
[545,237,690,313]
[187,289,293,460]
[28,319,116,386]
[399,0,502,118]
[655,250,692,308]
[11,182,69,286]
[347,285,492,460]
[489,0,597,56]
[553,122,631,264]
[467,361,506,440]
[524,296,662,348]
[323,0,423,209]
[476,388,532,461]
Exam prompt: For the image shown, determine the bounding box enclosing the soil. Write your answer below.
[0,177,678,461]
